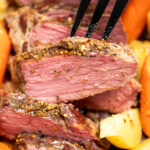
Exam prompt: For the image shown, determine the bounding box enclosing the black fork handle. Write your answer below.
[70,0,91,37]
[102,0,129,40]
[86,0,110,38]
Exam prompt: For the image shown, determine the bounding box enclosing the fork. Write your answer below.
[70,0,129,40]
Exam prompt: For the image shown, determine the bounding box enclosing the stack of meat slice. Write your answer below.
[0,90,111,149]
[0,36,140,149]
[0,92,97,141]
[1,1,140,149]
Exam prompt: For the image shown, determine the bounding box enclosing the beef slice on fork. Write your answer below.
[11,37,138,104]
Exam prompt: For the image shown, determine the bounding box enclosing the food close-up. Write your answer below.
[0,0,150,150]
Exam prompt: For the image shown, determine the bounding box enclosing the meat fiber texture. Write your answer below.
[15,0,97,6]
[14,0,127,45]
[15,133,106,150]
[5,7,99,54]
[0,91,97,142]
[36,3,127,43]
[75,79,141,113]
[11,37,138,104]
[5,6,126,54]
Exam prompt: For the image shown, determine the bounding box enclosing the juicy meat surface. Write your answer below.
[15,0,97,6]
[0,92,97,142]
[11,37,138,104]
[5,7,99,53]
[15,134,107,150]
[5,5,126,54]
[75,79,141,113]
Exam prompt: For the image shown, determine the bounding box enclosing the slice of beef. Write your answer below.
[75,79,141,113]
[0,92,97,142]
[5,6,126,54]
[36,4,127,43]
[5,7,99,54]
[11,37,138,103]
[15,133,108,150]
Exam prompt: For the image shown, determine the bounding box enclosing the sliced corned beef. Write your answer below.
[5,6,126,54]
[15,133,108,150]
[0,92,97,142]
[36,5,127,43]
[11,37,138,104]
[5,7,99,53]
[75,79,141,113]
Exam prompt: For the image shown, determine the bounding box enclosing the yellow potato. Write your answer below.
[0,0,8,20]
[131,138,150,150]
[0,0,8,13]
[130,40,150,80]
[100,109,142,149]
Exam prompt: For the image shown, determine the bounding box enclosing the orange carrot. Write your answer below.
[121,0,150,42]
[140,53,150,137]
[0,21,11,88]
[0,141,13,150]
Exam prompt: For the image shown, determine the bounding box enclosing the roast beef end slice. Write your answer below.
[5,5,127,54]
[0,93,97,142]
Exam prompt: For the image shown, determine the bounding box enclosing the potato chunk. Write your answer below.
[130,40,150,80]
[132,138,150,150]
[100,109,142,149]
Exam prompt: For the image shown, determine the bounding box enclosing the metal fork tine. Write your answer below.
[102,0,128,40]
[70,0,91,37]
[86,0,110,38]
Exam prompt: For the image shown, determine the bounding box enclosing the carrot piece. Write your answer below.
[0,142,13,150]
[140,53,150,137]
[0,21,11,88]
[147,11,150,35]
[121,0,150,42]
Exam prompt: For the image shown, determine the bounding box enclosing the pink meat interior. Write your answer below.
[21,54,137,103]
[29,22,99,45]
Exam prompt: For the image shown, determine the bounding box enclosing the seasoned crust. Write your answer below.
[15,37,136,63]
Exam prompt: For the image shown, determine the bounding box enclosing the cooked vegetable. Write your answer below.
[0,0,8,20]
[100,109,142,149]
[121,0,150,42]
[0,141,13,150]
[0,21,11,88]
[147,11,150,35]
[132,138,150,150]
[140,52,150,137]
[130,40,150,80]
[0,0,7,13]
